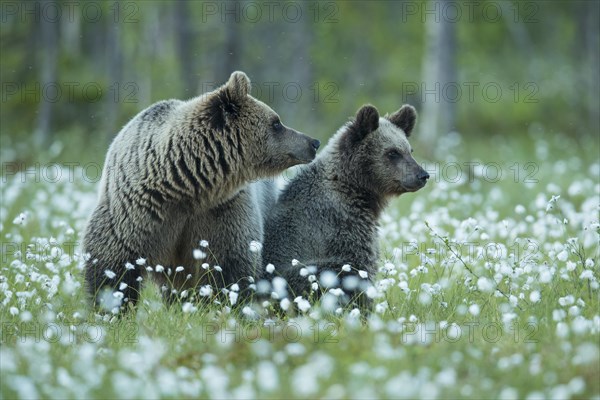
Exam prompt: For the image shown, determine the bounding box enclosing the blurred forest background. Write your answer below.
[1,0,598,165]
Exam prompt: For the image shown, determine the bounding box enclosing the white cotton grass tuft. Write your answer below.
[98,288,122,312]
[155,265,164,273]
[249,241,262,253]
[477,276,494,292]
[242,306,258,319]
[343,276,360,291]
[579,270,594,280]
[557,250,569,262]
[193,249,206,260]
[294,297,311,312]
[182,302,197,313]
[136,258,146,265]
[13,212,28,225]
[229,291,238,305]
[104,270,116,279]
[319,271,338,288]
[529,291,541,303]
[468,304,480,316]
[199,240,209,247]
[199,285,213,297]
[280,298,291,311]
[265,264,275,274]
[271,277,288,299]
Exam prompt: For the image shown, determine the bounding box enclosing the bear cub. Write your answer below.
[262,104,429,308]
[83,71,320,311]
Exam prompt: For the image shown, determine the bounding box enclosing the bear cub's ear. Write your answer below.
[355,104,380,136]
[225,71,251,103]
[387,105,417,137]
[339,105,379,153]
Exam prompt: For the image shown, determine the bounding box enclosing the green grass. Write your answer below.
[1,131,598,399]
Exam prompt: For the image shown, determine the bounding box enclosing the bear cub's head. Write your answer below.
[203,71,320,176]
[336,104,429,196]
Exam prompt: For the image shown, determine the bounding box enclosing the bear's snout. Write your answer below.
[418,170,430,182]
[311,139,321,151]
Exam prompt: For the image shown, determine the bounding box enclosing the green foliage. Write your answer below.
[1,0,598,161]
[1,132,598,398]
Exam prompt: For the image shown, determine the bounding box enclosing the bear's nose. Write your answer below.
[418,171,430,181]
[311,139,320,150]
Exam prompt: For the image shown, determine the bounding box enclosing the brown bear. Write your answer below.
[83,71,320,311]
[262,104,428,309]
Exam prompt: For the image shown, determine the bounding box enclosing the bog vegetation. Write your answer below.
[1,131,598,399]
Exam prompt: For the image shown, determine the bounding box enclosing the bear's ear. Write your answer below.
[355,104,380,135]
[226,71,251,102]
[387,104,417,137]
[225,71,251,103]
[339,105,379,153]
[204,72,251,129]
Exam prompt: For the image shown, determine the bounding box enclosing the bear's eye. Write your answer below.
[387,149,402,161]
[272,120,283,132]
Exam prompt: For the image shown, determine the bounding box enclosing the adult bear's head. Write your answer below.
[197,71,320,179]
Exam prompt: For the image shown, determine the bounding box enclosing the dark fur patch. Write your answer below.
[203,95,227,131]
[194,157,214,190]
[234,128,245,157]
[145,187,165,205]
[141,101,174,123]
[388,105,417,137]
[169,161,188,191]
[177,153,197,189]
[215,139,231,176]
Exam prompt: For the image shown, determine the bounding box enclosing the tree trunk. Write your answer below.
[419,0,457,143]
[578,1,600,135]
[221,6,241,83]
[175,1,195,96]
[35,0,58,145]
[104,15,123,139]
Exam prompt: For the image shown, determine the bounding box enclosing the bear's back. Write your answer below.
[98,100,184,198]
[264,162,341,266]
[116,99,183,144]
